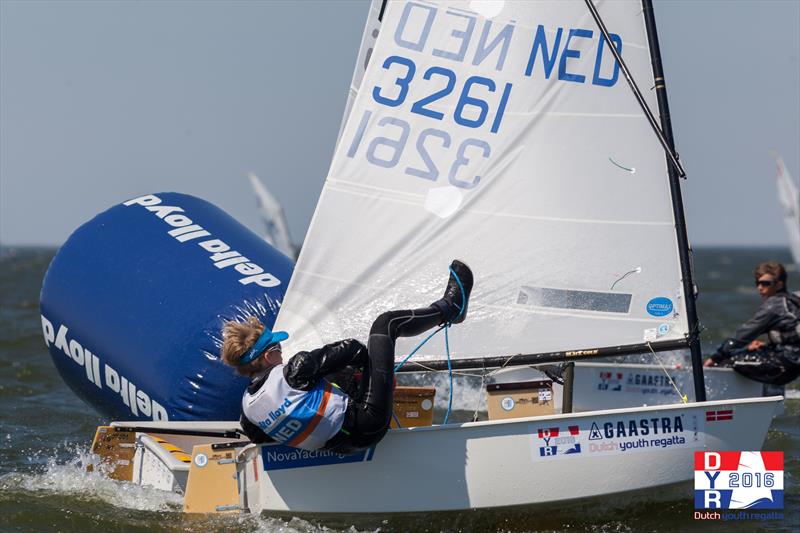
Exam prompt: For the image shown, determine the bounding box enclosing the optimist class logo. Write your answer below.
[694,451,783,509]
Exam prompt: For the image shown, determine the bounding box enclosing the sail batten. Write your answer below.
[276,0,690,366]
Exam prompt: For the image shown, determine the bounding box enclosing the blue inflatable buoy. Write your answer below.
[39,193,294,421]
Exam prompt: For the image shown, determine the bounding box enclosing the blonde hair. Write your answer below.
[221,316,264,376]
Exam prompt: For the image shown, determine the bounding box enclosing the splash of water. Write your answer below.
[0,444,381,533]
[0,444,183,512]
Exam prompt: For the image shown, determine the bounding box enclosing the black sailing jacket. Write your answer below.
[239,339,367,443]
[712,290,800,362]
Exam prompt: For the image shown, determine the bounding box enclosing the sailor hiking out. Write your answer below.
[705,261,800,385]
[221,260,473,454]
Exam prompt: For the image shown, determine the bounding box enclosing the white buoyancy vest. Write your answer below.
[242,364,348,450]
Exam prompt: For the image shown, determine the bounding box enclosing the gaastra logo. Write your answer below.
[123,194,281,288]
[590,415,684,439]
[627,373,672,388]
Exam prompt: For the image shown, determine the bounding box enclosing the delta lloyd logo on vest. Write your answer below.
[257,397,292,430]
[694,451,784,517]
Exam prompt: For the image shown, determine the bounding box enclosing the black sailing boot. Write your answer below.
[432,260,474,325]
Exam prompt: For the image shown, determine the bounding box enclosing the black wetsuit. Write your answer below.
[239,305,445,453]
[710,290,800,385]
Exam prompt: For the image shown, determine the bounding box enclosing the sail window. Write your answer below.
[517,286,632,314]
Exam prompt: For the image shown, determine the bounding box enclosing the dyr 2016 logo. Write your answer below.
[694,451,783,510]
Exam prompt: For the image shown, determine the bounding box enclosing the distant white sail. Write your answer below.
[773,154,800,266]
[277,0,690,365]
[247,173,296,260]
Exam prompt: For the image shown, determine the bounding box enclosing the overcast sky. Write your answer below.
[1,0,798,247]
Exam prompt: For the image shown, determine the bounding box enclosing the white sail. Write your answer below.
[773,154,800,266]
[247,172,296,260]
[277,0,691,364]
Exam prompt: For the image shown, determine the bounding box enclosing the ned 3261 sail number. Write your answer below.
[345,54,512,190]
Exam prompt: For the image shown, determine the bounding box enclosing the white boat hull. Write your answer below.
[245,397,778,513]
[102,396,781,514]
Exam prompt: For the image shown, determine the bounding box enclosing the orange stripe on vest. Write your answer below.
[288,383,333,447]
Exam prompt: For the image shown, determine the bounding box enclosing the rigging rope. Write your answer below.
[394,323,455,425]
[393,326,445,374]
[443,325,454,424]
[393,265,466,425]
[646,341,689,403]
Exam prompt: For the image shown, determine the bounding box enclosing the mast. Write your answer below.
[640,0,707,401]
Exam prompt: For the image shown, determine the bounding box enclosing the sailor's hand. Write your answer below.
[703,358,716,367]
[747,340,765,351]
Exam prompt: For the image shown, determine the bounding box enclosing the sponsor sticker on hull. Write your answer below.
[261,444,375,471]
[531,411,703,461]
[595,369,676,397]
